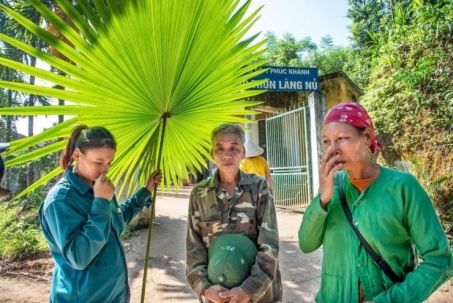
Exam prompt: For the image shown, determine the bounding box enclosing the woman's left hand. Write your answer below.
[145,169,162,192]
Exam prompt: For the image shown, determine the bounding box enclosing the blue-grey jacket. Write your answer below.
[39,168,152,303]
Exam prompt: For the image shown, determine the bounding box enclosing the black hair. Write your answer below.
[60,125,117,170]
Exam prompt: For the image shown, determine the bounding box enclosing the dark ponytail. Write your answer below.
[60,125,117,170]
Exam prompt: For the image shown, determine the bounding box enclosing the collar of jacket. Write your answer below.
[205,169,255,189]
[66,166,93,195]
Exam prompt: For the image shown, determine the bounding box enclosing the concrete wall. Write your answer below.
[319,71,362,109]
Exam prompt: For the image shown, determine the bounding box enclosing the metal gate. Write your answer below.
[266,107,312,210]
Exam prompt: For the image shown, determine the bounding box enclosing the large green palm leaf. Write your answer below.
[0,0,267,196]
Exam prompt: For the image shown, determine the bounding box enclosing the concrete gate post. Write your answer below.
[244,115,252,143]
[309,92,327,197]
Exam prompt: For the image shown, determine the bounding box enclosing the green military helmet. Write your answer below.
[207,233,258,289]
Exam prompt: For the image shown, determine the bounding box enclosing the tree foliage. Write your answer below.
[262,31,349,76]
[359,0,452,159]
[349,0,453,230]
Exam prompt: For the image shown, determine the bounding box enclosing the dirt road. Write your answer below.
[0,196,451,302]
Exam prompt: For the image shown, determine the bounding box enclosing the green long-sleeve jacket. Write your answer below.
[39,167,152,303]
[186,170,282,302]
[299,166,453,303]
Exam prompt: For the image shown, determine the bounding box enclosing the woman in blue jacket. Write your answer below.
[39,125,161,303]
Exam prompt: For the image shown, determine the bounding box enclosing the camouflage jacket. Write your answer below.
[186,170,282,303]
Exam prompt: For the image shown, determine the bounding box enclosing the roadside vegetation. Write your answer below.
[353,0,453,237]
[0,192,48,260]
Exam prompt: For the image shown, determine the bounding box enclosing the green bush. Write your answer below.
[0,200,48,261]
[394,160,453,240]
[358,1,453,237]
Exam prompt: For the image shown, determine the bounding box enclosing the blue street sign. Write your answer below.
[248,66,319,92]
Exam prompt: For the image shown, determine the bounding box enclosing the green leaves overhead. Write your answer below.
[0,0,267,196]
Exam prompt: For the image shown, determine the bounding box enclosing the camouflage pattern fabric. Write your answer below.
[186,170,282,303]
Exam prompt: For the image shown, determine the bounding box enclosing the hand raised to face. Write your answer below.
[319,146,343,209]
[94,173,115,201]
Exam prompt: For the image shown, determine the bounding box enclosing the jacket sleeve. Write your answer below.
[373,175,453,303]
[185,189,212,302]
[240,180,280,302]
[40,191,112,270]
[119,187,152,225]
[298,194,328,253]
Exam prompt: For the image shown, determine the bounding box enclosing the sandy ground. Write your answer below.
[0,196,452,302]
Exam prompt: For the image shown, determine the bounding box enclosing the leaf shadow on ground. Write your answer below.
[124,213,198,302]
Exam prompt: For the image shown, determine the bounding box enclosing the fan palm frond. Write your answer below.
[0,0,267,197]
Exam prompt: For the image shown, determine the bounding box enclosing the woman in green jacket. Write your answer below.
[40,125,161,303]
[298,101,452,303]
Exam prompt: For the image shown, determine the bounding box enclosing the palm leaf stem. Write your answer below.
[141,112,169,303]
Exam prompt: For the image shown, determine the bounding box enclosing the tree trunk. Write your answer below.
[6,72,13,143]
[6,68,13,194]
[55,70,66,163]
[26,56,37,187]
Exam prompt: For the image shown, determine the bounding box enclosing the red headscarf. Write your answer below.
[322,101,384,154]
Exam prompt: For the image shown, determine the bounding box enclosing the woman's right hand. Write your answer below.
[319,146,342,209]
[94,173,115,201]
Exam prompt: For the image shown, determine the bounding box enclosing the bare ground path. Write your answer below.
[0,196,452,302]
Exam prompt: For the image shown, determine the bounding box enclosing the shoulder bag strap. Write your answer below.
[337,172,403,283]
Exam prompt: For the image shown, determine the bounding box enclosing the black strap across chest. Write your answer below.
[337,173,403,283]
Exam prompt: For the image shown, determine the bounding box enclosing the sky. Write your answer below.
[15,0,352,135]
[248,0,351,46]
